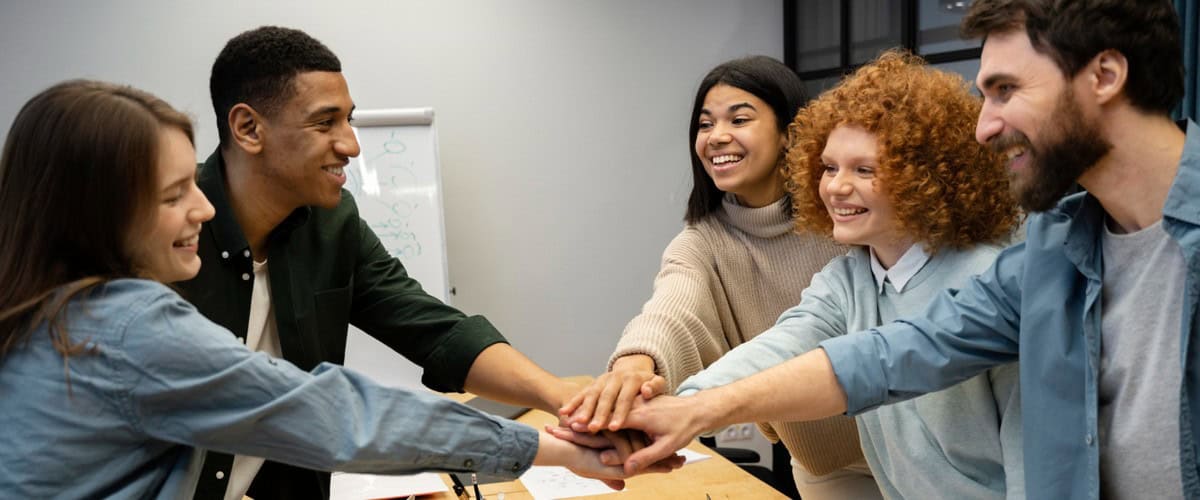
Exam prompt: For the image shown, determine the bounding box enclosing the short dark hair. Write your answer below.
[209,26,341,146]
[962,0,1183,115]
[685,56,809,224]
[0,80,193,358]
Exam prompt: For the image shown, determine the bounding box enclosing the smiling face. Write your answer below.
[257,71,360,210]
[975,30,1111,211]
[693,84,786,207]
[127,127,216,283]
[818,125,910,267]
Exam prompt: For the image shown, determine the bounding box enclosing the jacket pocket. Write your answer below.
[312,285,353,361]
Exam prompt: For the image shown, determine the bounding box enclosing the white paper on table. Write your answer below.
[519,466,618,500]
[678,448,711,465]
[517,448,712,499]
[330,471,448,500]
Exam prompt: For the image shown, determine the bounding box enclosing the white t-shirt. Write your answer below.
[225,259,282,500]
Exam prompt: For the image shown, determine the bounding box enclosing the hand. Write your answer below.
[535,429,649,490]
[559,355,666,432]
[617,395,710,475]
[598,429,649,467]
[543,426,685,479]
[549,427,651,467]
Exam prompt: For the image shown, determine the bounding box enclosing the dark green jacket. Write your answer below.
[178,150,507,500]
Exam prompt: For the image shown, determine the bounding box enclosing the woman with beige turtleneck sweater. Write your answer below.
[561,56,876,499]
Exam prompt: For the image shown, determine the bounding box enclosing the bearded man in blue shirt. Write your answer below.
[605,1,1200,498]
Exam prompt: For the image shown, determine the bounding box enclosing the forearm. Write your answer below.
[146,360,538,476]
[690,348,847,432]
[676,319,822,396]
[610,230,727,390]
[463,343,575,413]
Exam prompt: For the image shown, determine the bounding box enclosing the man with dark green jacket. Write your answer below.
[178,26,580,500]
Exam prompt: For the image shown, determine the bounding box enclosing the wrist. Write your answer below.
[689,388,735,434]
[542,380,577,413]
[612,354,655,373]
[534,430,573,467]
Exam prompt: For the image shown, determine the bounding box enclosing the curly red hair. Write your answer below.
[785,50,1018,251]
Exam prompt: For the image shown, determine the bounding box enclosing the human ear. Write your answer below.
[228,103,265,155]
[1089,49,1128,106]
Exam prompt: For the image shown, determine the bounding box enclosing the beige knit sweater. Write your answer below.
[609,195,863,475]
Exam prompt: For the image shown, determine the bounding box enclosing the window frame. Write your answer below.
[784,0,981,83]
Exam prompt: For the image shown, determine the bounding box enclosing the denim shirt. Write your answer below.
[0,280,538,499]
[822,120,1200,500]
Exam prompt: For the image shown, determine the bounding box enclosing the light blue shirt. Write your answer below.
[822,120,1200,500]
[0,279,538,499]
[869,244,930,292]
[679,245,1021,499]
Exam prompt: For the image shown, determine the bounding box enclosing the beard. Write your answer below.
[991,87,1112,212]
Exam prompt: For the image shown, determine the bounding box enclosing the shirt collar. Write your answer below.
[1163,119,1200,227]
[198,149,311,259]
[1061,119,1199,279]
[869,244,930,293]
[198,150,251,257]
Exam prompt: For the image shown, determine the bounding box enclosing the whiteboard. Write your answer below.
[343,107,447,393]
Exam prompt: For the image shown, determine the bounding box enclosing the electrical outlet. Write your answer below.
[723,426,739,441]
[720,423,755,442]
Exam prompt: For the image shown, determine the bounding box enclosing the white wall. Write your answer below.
[0,0,782,377]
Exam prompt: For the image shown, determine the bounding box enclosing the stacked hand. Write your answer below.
[538,427,685,489]
[548,357,709,475]
[559,360,667,433]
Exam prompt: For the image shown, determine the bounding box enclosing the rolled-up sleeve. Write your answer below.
[116,289,538,478]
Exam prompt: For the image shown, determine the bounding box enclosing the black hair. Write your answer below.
[209,26,341,146]
[685,56,809,223]
[962,0,1183,115]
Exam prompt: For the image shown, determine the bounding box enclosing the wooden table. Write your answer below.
[430,377,788,500]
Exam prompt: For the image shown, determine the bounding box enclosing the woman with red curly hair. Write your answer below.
[674,51,1025,499]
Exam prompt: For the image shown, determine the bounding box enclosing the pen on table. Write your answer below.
[472,472,483,500]
[449,473,468,500]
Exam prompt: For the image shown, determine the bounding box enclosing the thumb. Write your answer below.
[640,376,668,399]
[624,438,679,475]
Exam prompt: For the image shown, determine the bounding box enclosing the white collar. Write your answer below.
[869,244,930,293]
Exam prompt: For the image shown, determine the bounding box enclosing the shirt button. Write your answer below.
[215,470,225,479]
[243,249,251,258]
[1085,433,1094,446]
[221,251,229,259]
[242,273,251,281]
[511,462,521,472]
[463,459,475,468]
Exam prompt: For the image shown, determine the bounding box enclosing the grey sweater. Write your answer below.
[679,245,1025,500]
